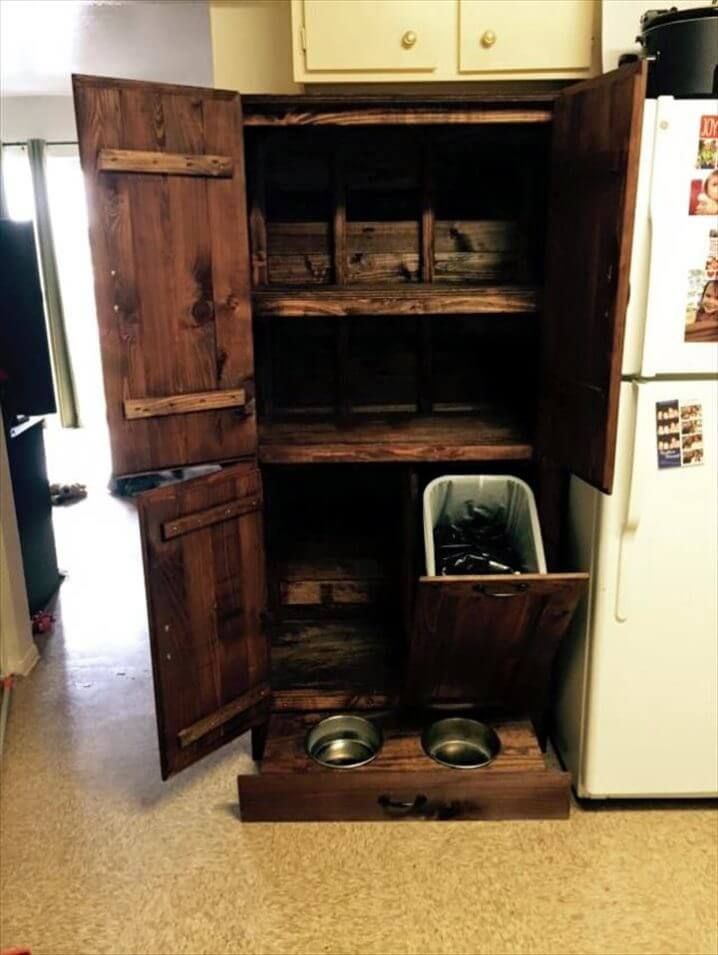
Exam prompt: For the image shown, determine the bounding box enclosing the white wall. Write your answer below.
[1,0,214,143]
[1,96,78,143]
[601,0,710,72]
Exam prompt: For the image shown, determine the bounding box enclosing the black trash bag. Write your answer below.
[434,501,526,576]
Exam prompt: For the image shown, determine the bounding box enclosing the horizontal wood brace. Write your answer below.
[97,148,234,177]
[178,683,271,748]
[162,492,262,540]
[123,388,246,420]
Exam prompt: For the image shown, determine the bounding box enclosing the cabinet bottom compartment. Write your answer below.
[237,712,570,822]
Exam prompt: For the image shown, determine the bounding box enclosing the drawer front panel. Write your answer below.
[238,769,569,821]
[459,0,593,74]
[408,573,588,710]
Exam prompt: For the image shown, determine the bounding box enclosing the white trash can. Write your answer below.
[423,475,547,576]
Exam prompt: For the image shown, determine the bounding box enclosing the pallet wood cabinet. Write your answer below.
[73,65,645,822]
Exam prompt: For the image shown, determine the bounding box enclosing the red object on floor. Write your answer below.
[1,948,32,954]
[31,611,54,635]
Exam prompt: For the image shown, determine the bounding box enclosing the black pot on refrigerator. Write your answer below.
[638,5,718,97]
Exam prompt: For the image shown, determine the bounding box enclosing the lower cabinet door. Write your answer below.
[406,573,588,712]
[237,712,570,822]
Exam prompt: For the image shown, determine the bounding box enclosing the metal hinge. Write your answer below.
[300,26,307,52]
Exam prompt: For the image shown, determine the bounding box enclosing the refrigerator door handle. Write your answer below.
[616,383,648,622]
[642,101,673,380]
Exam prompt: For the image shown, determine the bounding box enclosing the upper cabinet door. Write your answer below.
[138,463,270,778]
[459,0,594,75]
[73,75,255,477]
[539,63,646,494]
[302,0,439,72]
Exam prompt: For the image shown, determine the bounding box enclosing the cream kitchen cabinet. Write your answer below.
[459,0,594,74]
[291,0,598,83]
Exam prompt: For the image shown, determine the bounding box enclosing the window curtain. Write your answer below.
[26,139,79,428]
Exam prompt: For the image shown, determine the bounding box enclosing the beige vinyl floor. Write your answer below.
[1,429,717,955]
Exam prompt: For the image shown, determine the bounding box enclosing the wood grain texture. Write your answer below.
[97,148,233,177]
[237,715,569,822]
[248,136,268,285]
[406,574,588,711]
[137,463,269,779]
[244,108,553,127]
[538,62,646,494]
[123,388,245,420]
[279,580,382,606]
[162,491,262,540]
[270,620,400,700]
[272,689,397,711]
[73,75,256,476]
[253,286,539,317]
[258,413,533,464]
[178,682,271,748]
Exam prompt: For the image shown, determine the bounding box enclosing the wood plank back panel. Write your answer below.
[73,75,256,476]
[407,574,588,712]
[138,463,269,778]
[538,63,646,493]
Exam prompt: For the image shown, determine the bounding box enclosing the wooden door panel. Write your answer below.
[138,463,269,778]
[406,573,588,712]
[539,63,646,493]
[73,75,255,476]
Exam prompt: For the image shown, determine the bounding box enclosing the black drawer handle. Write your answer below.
[473,582,529,597]
[378,793,428,816]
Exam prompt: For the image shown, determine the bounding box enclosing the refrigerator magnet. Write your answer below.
[680,402,704,467]
[656,400,681,469]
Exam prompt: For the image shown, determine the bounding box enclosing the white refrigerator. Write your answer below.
[553,97,718,798]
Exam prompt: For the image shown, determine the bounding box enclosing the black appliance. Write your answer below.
[0,218,56,418]
[638,5,718,97]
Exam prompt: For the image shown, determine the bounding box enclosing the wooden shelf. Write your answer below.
[252,285,539,318]
[259,413,533,464]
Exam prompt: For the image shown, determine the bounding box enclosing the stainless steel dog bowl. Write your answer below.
[422,717,501,769]
[306,714,383,769]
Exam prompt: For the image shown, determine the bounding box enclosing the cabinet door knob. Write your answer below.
[481,29,497,48]
[401,30,418,49]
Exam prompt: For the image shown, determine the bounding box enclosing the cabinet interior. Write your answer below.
[264,461,535,710]
[248,122,550,465]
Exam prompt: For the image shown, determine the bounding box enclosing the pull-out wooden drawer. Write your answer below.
[238,712,569,822]
[407,573,588,712]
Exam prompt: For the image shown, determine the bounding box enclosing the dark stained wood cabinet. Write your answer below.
[73,65,645,821]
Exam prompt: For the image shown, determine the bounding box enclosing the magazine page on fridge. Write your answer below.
[553,96,718,798]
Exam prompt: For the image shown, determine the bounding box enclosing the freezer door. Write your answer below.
[639,98,718,377]
[557,379,718,797]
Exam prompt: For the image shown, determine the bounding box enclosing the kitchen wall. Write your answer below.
[210,0,300,93]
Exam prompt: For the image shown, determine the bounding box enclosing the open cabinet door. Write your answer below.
[73,75,255,476]
[138,463,270,778]
[538,63,646,493]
